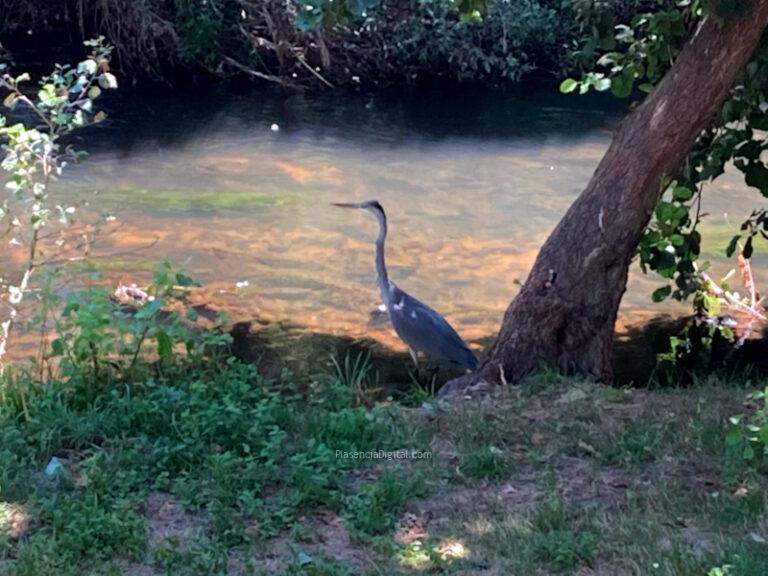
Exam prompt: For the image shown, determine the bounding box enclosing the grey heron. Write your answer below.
[333,200,478,370]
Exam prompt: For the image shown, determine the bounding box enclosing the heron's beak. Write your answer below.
[331,202,362,209]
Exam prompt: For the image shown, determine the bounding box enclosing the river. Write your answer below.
[40,84,768,380]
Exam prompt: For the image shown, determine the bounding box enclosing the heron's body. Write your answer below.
[334,200,478,370]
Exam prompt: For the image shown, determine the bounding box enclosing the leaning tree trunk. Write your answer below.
[441,0,768,397]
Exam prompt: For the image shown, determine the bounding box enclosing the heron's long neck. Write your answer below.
[374,211,390,303]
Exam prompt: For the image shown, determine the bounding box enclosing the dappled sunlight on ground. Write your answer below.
[0,501,30,541]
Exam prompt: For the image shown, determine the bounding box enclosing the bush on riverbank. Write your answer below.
[0,0,655,88]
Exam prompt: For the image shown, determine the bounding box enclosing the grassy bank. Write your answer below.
[1,359,766,575]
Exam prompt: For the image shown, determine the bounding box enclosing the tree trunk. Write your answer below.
[441,1,768,397]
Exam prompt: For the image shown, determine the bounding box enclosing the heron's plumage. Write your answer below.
[386,284,478,370]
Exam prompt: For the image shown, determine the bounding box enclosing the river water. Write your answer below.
[35,85,768,373]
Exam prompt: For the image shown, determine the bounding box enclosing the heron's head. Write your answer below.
[332,199,386,219]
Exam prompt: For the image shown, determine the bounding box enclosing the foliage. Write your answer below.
[174,0,225,66]
[349,0,571,84]
[293,0,378,32]
[650,251,768,389]
[727,386,768,469]
[0,38,117,373]
[44,264,218,385]
[1,0,581,88]
[560,1,688,98]
[561,2,768,305]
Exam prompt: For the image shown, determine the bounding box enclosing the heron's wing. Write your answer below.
[388,285,478,369]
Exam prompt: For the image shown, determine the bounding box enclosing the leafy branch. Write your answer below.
[0,37,118,373]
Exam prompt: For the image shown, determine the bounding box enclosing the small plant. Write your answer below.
[727,386,768,468]
[0,37,117,374]
[459,445,509,481]
[51,264,208,377]
[530,528,596,571]
[329,350,380,406]
[654,246,766,379]
[529,478,597,571]
[346,471,428,537]
[154,536,229,576]
[602,421,667,466]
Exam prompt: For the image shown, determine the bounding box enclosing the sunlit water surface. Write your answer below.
[13,85,768,368]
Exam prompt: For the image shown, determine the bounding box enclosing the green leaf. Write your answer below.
[655,201,675,223]
[457,0,487,20]
[652,285,672,302]
[175,272,196,287]
[88,86,102,99]
[596,52,622,67]
[743,236,753,259]
[726,235,741,257]
[744,161,768,194]
[725,427,743,448]
[594,77,611,92]
[157,331,173,359]
[610,69,634,99]
[135,298,163,319]
[78,59,99,75]
[749,112,768,131]
[615,24,633,42]
[50,338,65,357]
[97,73,118,90]
[559,78,578,94]
[672,186,693,201]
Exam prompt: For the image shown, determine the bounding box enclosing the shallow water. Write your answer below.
[17,85,768,364]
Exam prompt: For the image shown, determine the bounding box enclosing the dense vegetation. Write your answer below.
[0,0,651,87]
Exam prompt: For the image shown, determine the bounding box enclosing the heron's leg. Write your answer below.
[408,347,420,369]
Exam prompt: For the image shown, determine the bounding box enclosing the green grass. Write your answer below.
[1,354,767,575]
[474,477,598,572]
[459,445,509,480]
[0,355,432,575]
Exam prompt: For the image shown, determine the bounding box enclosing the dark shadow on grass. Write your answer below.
[228,319,473,398]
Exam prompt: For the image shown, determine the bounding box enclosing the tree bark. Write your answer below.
[441,1,768,397]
